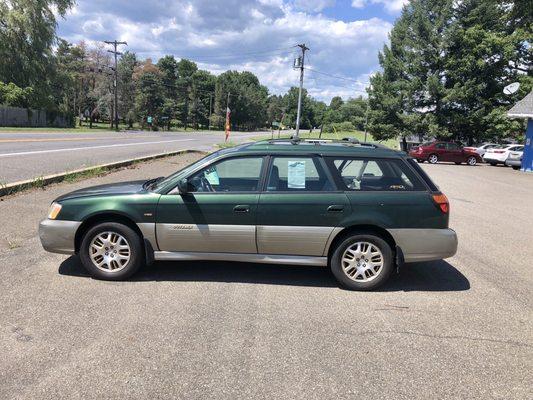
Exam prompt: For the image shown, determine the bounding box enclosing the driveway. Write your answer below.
[0,156,531,399]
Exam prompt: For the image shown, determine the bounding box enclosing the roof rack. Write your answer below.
[263,137,387,149]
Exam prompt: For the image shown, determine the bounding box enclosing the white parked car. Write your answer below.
[463,143,500,156]
[483,144,524,166]
[505,150,523,170]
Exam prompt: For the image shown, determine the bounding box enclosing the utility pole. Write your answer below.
[104,40,127,131]
[294,43,309,139]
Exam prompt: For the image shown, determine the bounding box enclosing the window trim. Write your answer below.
[325,156,430,193]
[261,155,340,193]
[170,155,267,195]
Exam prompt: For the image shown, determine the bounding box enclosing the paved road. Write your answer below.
[0,130,271,184]
[0,156,531,399]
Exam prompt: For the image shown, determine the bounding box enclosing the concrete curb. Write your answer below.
[0,149,205,198]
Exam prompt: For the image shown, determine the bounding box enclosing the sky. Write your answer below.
[56,0,407,103]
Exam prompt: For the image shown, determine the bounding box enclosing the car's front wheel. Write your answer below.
[330,233,394,291]
[80,222,144,280]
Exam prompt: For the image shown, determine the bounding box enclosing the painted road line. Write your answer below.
[0,139,196,158]
[0,135,153,143]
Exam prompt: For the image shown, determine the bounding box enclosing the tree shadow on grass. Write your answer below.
[59,257,469,292]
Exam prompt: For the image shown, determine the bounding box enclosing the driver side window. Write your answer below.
[187,157,264,192]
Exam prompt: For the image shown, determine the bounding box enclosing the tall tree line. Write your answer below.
[368,0,533,144]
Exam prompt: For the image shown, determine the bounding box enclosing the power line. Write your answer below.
[304,67,368,86]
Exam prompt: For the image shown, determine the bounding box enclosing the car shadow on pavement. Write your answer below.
[59,257,469,292]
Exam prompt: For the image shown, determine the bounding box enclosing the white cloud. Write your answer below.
[57,1,392,102]
[293,0,336,12]
[352,0,408,13]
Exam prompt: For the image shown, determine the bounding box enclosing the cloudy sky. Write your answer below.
[57,0,407,103]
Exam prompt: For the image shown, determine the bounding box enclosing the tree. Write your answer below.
[215,70,268,130]
[118,51,137,127]
[133,59,165,128]
[176,59,198,128]
[367,0,532,143]
[0,0,75,109]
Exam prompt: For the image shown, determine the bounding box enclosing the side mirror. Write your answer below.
[177,178,189,194]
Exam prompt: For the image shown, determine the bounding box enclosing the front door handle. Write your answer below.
[233,205,250,213]
[327,205,344,213]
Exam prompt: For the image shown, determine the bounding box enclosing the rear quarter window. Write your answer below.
[328,157,427,192]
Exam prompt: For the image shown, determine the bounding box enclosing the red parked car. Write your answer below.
[409,141,483,166]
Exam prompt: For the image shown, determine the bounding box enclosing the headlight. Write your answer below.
[47,202,62,220]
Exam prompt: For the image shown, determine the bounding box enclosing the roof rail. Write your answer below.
[262,137,392,150]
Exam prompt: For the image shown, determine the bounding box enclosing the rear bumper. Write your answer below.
[39,219,81,255]
[505,158,522,167]
[483,154,506,163]
[388,228,457,263]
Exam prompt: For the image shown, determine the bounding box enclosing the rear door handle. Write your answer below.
[233,205,250,213]
[327,205,344,213]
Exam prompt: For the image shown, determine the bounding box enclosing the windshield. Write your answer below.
[149,150,222,191]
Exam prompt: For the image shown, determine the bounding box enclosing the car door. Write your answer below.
[434,142,448,161]
[256,155,350,256]
[446,142,463,162]
[156,155,265,254]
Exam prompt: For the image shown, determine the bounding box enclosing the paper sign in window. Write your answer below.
[287,160,306,189]
[204,167,220,185]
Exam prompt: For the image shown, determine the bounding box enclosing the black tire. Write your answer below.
[330,233,394,291]
[428,154,438,164]
[417,159,424,163]
[455,162,462,165]
[80,222,144,280]
[512,166,520,170]
[466,156,477,166]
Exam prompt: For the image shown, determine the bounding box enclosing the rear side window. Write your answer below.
[328,158,426,191]
[406,158,439,191]
[266,156,334,192]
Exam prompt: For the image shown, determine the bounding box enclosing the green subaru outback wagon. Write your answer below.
[39,138,457,290]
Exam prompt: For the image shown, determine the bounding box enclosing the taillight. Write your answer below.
[432,193,449,213]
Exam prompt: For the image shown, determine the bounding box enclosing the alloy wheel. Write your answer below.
[341,241,384,282]
[428,154,438,164]
[89,231,131,272]
[467,156,477,166]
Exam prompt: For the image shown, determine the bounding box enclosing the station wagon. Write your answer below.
[39,138,457,290]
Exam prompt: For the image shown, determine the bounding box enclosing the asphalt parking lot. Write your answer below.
[0,155,531,399]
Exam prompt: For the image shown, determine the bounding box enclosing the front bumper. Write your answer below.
[39,219,81,255]
[388,228,458,263]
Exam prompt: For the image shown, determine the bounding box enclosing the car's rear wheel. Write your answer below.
[80,222,144,280]
[466,156,477,166]
[512,166,520,170]
[330,233,393,291]
[428,154,438,164]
